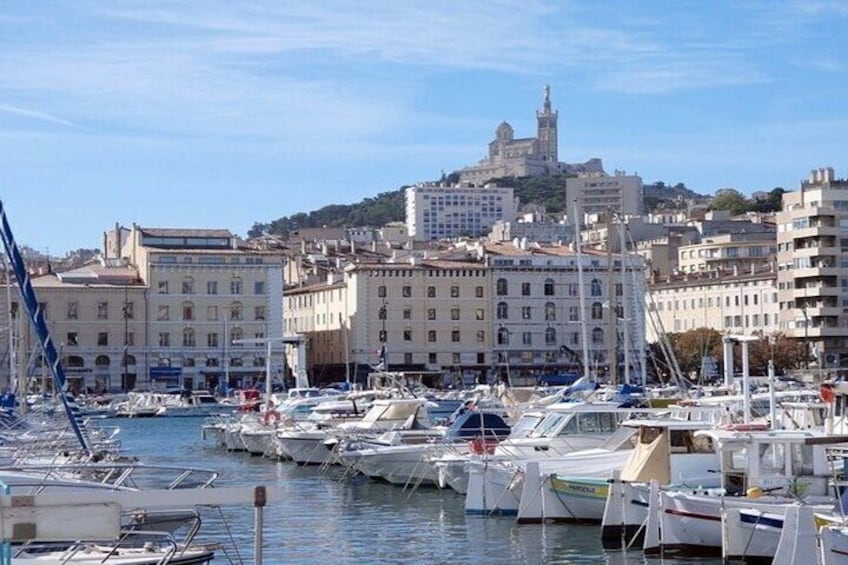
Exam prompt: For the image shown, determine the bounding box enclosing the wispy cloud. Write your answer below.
[0,104,78,127]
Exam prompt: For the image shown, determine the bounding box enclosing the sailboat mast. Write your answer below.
[572,200,591,379]
[606,210,618,386]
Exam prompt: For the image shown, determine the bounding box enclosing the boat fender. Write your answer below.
[263,410,281,426]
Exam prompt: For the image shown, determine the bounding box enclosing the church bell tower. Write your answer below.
[536,84,558,164]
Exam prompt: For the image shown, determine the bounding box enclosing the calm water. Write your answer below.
[110,417,720,564]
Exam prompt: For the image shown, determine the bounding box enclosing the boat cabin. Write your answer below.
[695,429,848,497]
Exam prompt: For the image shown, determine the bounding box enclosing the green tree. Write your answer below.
[710,188,751,215]
[667,327,724,378]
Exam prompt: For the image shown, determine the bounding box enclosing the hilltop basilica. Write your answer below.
[455,85,603,185]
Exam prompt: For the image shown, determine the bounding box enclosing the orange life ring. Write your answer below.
[263,410,280,425]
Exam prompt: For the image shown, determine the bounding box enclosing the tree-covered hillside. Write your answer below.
[248,176,706,239]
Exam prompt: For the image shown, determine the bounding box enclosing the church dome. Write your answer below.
[495,121,514,140]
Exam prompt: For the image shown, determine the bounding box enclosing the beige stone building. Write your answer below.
[677,232,776,273]
[119,225,286,391]
[647,268,779,342]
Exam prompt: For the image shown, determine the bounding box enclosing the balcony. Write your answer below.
[793,285,840,299]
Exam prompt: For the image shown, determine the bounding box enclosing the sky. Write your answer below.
[1,1,847,256]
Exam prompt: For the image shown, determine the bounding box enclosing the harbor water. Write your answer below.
[113,417,721,564]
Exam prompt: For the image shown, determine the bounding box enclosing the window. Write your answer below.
[521,282,531,296]
[157,305,170,321]
[429,352,437,364]
[379,330,387,342]
[452,330,460,342]
[158,332,170,347]
[451,308,460,320]
[97,301,109,320]
[544,279,555,296]
[125,332,134,346]
[522,332,532,345]
[476,308,485,321]
[231,327,243,343]
[378,286,387,298]
[183,328,195,347]
[379,306,387,320]
[207,305,218,321]
[403,308,412,320]
[230,303,243,321]
[477,352,485,364]
[67,332,78,346]
[67,302,78,320]
[230,278,242,295]
[182,278,194,294]
[452,352,461,364]
[545,327,556,345]
[97,332,108,346]
[427,308,436,320]
[251,305,264,321]
[545,302,556,321]
[427,286,436,298]
[451,286,460,298]
[497,327,510,345]
[591,302,603,320]
[404,353,413,365]
[475,286,484,298]
[428,330,437,342]
[496,278,508,296]
[569,306,579,321]
[207,281,218,295]
[403,329,412,341]
[402,286,411,298]
[123,302,134,319]
[591,279,602,297]
[254,281,265,295]
[158,281,169,294]
[592,327,604,345]
[521,306,532,320]
[182,302,194,321]
[477,330,485,343]
[496,302,508,319]
[208,333,218,347]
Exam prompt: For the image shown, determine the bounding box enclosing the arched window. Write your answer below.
[496,278,508,296]
[230,302,243,321]
[95,355,110,368]
[591,302,603,320]
[545,327,557,345]
[182,301,194,321]
[230,327,243,343]
[496,302,509,320]
[544,278,555,296]
[545,302,556,321]
[591,279,602,297]
[65,355,85,368]
[497,327,510,346]
[122,354,136,366]
[182,357,195,367]
[206,358,219,367]
[592,327,604,345]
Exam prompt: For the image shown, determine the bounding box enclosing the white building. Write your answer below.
[567,170,643,217]
[405,182,517,241]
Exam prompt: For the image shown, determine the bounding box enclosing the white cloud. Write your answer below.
[0,104,79,127]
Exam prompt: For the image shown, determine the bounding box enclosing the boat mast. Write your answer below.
[606,210,618,386]
[0,200,91,454]
[572,200,591,380]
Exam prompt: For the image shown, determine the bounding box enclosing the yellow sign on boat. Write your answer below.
[550,477,609,499]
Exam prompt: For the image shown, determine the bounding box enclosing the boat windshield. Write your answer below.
[510,414,544,438]
[532,412,568,437]
[361,402,420,424]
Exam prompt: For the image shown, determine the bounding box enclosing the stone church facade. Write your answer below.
[456,85,602,185]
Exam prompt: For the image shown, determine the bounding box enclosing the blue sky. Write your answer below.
[1,1,847,255]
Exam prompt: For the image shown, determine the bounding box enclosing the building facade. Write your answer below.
[777,167,848,369]
[405,183,517,241]
[567,170,643,217]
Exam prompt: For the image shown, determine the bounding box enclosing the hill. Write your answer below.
[247,176,706,239]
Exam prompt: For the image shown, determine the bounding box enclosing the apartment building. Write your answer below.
[677,232,776,273]
[405,182,517,241]
[776,167,848,369]
[647,268,778,341]
[285,259,491,384]
[118,225,286,391]
[486,242,646,383]
[0,261,146,393]
[567,170,643,217]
